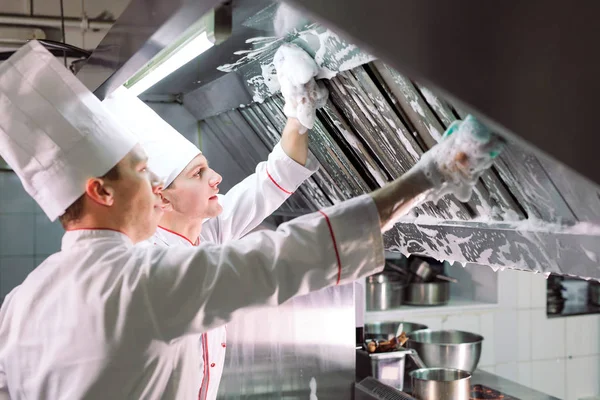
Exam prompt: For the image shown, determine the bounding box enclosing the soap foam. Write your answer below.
[416,116,505,203]
[274,43,328,131]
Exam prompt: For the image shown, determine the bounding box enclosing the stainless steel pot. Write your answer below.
[410,368,471,400]
[356,348,427,391]
[364,321,428,341]
[366,272,405,311]
[404,282,449,306]
[407,330,483,372]
[409,258,457,283]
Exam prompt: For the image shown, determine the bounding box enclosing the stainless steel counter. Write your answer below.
[398,369,561,400]
[470,370,560,400]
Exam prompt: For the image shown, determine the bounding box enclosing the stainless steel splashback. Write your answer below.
[218,284,355,399]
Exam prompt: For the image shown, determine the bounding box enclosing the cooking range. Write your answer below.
[470,384,520,400]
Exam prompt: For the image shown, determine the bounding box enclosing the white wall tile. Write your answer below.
[494,310,519,364]
[566,315,600,357]
[531,358,566,399]
[409,316,443,331]
[479,365,496,374]
[516,270,532,309]
[567,355,600,400]
[478,312,496,367]
[453,263,498,303]
[0,256,34,299]
[0,214,35,256]
[34,256,50,268]
[517,310,532,362]
[517,361,532,387]
[0,173,35,213]
[498,269,519,309]
[496,362,518,382]
[442,313,480,333]
[531,273,547,309]
[34,214,63,255]
[531,309,566,360]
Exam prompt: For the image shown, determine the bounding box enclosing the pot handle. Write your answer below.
[405,348,427,369]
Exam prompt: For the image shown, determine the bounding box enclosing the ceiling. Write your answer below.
[0,0,128,52]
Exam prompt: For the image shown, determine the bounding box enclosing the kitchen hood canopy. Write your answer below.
[76,0,600,280]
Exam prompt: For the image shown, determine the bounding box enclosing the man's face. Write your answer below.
[110,145,164,242]
[162,154,223,220]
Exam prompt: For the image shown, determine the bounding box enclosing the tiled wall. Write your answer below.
[0,172,64,301]
[404,268,600,400]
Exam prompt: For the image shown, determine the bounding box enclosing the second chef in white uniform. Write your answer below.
[103,84,320,400]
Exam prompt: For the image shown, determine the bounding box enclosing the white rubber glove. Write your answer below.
[273,43,329,133]
[417,115,505,202]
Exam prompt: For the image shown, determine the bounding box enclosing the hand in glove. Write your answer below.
[417,115,505,202]
[273,43,329,133]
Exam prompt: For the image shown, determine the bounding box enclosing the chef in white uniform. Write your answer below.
[102,85,320,400]
[0,41,504,400]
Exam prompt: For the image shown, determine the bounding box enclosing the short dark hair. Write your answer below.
[59,164,121,227]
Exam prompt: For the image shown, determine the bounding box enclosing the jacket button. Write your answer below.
[221,343,226,348]
[211,363,216,368]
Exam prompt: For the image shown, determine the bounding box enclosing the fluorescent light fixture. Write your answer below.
[127,31,214,97]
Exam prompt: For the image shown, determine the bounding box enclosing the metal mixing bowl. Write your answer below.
[364,322,428,341]
[407,330,483,372]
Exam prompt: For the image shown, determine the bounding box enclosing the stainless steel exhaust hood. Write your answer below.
[76,0,600,279]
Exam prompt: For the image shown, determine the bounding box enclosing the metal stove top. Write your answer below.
[470,384,520,400]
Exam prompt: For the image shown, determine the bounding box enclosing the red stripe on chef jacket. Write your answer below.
[158,225,199,246]
[266,167,293,195]
[198,333,210,400]
[318,210,342,285]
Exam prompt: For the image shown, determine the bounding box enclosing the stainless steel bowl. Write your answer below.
[364,322,428,341]
[410,368,471,400]
[404,282,449,306]
[407,330,483,372]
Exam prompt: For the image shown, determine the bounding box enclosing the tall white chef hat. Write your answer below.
[0,41,138,221]
[102,87,201,188]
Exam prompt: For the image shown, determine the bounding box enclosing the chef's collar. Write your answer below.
[61,229,133,251]
[156,225,199,247]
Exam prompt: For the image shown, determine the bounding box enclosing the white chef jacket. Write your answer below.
[0,194,384,400]
[150,142,318,400]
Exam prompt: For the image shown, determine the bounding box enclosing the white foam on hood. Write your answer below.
[273,43,328,131]
[414,117,504,204]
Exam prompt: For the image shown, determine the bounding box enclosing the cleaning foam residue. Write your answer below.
[417,115,505,204]
[273,43,328,131]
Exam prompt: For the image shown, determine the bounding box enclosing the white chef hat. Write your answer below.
[0,41,138,221]
[102,87,201,188]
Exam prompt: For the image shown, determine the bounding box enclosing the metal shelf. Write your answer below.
[365,298,498,323]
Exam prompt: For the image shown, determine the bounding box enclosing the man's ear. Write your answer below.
[159,192,173,212]
[85,178,115,207]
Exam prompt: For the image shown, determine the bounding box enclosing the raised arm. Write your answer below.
[142,114,503,340]
[201,118,318,243]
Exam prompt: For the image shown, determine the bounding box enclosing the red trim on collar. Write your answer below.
[66,227,127,235]
[157,225,199,246]
[266,167,293,195]
[318,210,342,285]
